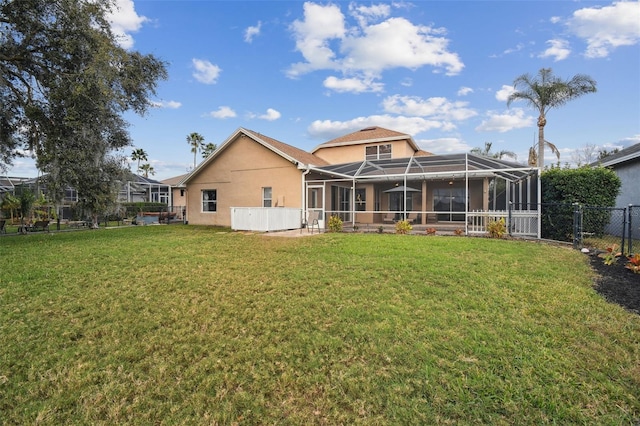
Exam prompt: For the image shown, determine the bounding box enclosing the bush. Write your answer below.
[487,218,506,238]
[327,215,343,232]
[541,166,620,241]
[395,220,412,234]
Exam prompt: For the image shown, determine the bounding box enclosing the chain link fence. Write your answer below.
[538,203,638,254]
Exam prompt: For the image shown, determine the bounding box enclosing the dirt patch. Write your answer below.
[589,253,640,315]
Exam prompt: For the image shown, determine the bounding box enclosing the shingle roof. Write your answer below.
[312,126,419,152]
[161,174,188,186]
[242,129,329,167]
[592,142,640,168]
[179,128,328,186]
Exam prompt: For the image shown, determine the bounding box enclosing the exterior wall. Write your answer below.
[171,187,187,208]
[185,134,303,227]
[613,161,639,208]
[314,139,416,164]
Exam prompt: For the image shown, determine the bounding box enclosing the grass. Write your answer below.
[1,226,639,424]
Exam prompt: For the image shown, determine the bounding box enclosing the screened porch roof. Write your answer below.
[308,153,538,183]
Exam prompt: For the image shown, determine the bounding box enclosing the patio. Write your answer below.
[303,153,541,237]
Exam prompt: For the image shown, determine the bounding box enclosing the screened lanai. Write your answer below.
[304,153,541,237]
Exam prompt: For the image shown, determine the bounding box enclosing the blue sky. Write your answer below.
[8,0,640,180]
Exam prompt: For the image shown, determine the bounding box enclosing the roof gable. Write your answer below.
[312,126,419,152]
[592,143,640,168]
[179,128,328,186]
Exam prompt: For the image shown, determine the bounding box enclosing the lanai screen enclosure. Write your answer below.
[303,153,540,237]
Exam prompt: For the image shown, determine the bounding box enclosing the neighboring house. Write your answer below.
[592,143,640,240]
[161,173,188,211]
[179,126,540,235]
[119,174,171,204]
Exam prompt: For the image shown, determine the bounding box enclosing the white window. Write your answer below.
[263,187,272,207]
[365,144,392,160]
[202,189,217,212]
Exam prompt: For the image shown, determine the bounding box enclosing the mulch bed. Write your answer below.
[588,253,640,315]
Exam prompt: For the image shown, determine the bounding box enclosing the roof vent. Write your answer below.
[361,127,377,132]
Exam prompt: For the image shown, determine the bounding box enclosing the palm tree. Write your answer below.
[202,142,218,159]
[507,68,597,168]
[139,163,155,178]
[186,132,205,169]
[470,142,516,160]
[131,148,148,173]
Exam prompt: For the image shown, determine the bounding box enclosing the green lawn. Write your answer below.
[1,226,638,424]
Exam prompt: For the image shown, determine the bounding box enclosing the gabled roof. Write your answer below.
[161,174,188,186]
[311,126,420,153]
[179,127,328,186]
[591,143,640,168]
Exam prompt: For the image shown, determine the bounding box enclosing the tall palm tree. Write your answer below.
[139,163,155,178]
[202,142,218,159]
[131,148,148,173]
[470,142,516,160]
[186,132,205,169]
[507,68,597,168]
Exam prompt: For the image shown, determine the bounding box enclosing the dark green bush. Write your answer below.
[541,166,620,240]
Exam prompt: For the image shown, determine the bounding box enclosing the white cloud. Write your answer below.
[475,109,534,133]
[565,1,640,58]
[106,0,148,49]
[349,3,391,27]
[287,2,464,85]
[288,3,346,77]
[415,137,472,154]
[323,76,384,93]
[539,39,571,61]
[308,115,448,140]
[457,87,473,96]
[209,106,236,119]
[150,100,182,109]
[192,59,222,84]
[340,17,464,75]
[258,108,281,121]
[382,95,477,121]
[400,77,413,87]
[495,85,515,102]
[245,21,262,43]
[502,43,524,55]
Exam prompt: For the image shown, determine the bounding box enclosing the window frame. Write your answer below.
[262,187,272,208]
[202,189,217,212]
[365,143,392,160]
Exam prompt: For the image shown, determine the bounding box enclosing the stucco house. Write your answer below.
[593,143,640,240]
[178,126,540,235]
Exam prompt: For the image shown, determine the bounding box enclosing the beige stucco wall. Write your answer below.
[185,134,303,227]
[315,139,416,164]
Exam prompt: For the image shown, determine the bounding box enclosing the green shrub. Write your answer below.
[327,215,343,232]
[541,166,620,241]
[487,218,506,238]
[395,220,412,234]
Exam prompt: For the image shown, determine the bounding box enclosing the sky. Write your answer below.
[7,0,640,180]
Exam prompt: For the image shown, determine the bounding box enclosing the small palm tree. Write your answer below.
[202,142,218,159]
[131,148,148,173]
[507,68,597,168]
[470,142,516,160]
[139,163,155,178]
[186,132,205,169]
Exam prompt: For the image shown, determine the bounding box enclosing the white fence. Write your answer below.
[467,210,538,237]
[231,207,302,232]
